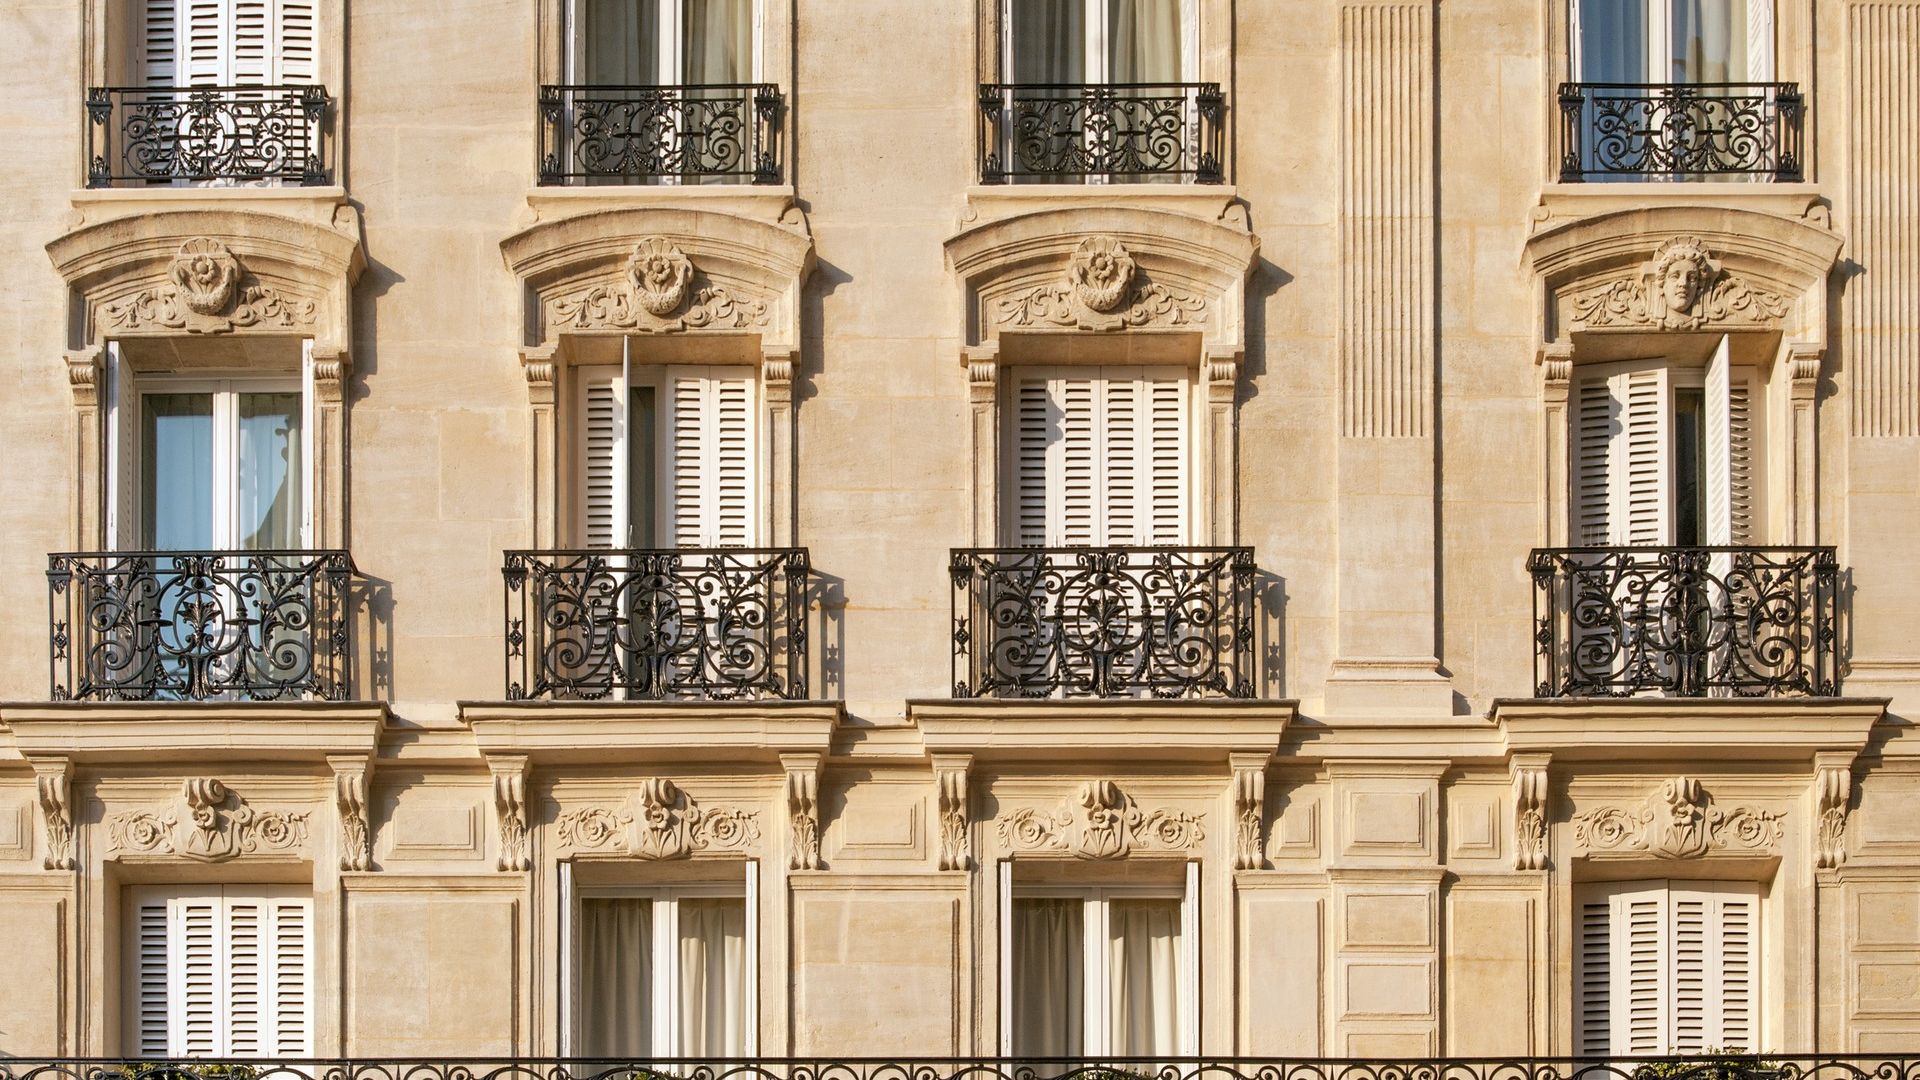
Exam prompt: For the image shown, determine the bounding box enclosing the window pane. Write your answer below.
[237,392,303,551]
[678,898,748,1056]
[1110,0,1184,82]
[581,0,660,84]
[142,393,214,549]
[1577,0,1651,82]
[631,384,657,547]
[684,0,752,83]
[1673,387,1705,547]
[1011,0,1086,83]
[1107,898,1181,1056]
[1671,0,1753,82]
[1012,898,1083,1056]
[579,898,653,1058]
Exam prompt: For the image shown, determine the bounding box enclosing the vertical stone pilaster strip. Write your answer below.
[1539,345,1574,548]
[965,346,1000,546]
[1847,2,1920,438]
[1207,351,1241,544]
[763,347,797,547]
[309,345,351,550]
[522,344,560,549]
[65,347,103,549]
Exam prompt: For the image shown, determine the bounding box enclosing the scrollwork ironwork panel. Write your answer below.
[85,85,331,187]
[979,82,1225,183]
[538,84,784,184]
[951,546,1255,699]
[1557,81,1803,181]
[503,548,809,701]
[47,550,356,701]
[1529,545,1839,698]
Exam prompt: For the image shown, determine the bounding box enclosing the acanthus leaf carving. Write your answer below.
[1569,235,1791,331]
[1571,777,1783,860]
[1512,756,1549,872]
[1231,760,1266,871]
[490,757,531,873]
[785,757,822,871]
[106,778,309,863]
[997,235,1206,332]
[935,757,971,872]
[330,757,371,872]
[33,759,74,871]
[103,238,317,334]
[548,237,769,333]
[1815,758,1853,871]
[556,778,761,860]
[994,780,1205,861]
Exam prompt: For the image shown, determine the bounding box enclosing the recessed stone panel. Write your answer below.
[1342,891,1432,949]
[1341,958,1433,1018]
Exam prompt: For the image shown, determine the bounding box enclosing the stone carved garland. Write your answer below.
[102,238,317,334]
[107,779,309,863]
[548,236,769,332]
[995,780,1204,861]
[1571,777,1783,860]
[556,778,761,860]
[1569,235,1791,331]
[997,236,1207,332]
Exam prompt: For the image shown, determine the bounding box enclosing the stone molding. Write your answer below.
[556,778,762,860]
[30,757,74,872]
[783,753,822,871]
[1814,752,1855,871]
[106,778,310,863]
[462,701,838,765]
[0,702,387,763]
[1492,698,1885,763]
[1570,777,1783,860]
[995,779,1205,861]
[911,699,1293,764]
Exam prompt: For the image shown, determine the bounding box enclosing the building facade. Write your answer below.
[0,0,1918,1064]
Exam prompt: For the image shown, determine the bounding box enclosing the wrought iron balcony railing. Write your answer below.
[47,550,356,702]
[979,82,1225,183]
[1558,81,1804,181]
[85,85,331,187]
[503,548,810,701]
[538,83,784,185]
[951,546,1255,699]
[1529,545,1839,698]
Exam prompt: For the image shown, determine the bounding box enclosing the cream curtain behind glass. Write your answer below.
[581,0,658,83]
[1671,0,1753,82]
[1013,898,1084,1056]
[685,0,752,83]
[1011,0,1085,82]
[580,898,653,1058]
[678,898,748,1056]
[1109,0,1183,81]
[1107,899,1181,1056]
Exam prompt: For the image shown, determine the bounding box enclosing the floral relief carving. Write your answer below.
[556,779,761,860]
[103,238,317,334]
[628,237,695,316]
[107,779,309,863]
[1569,235,1791,331]
[547,238,769,333]
[1571,777,1783,860]
[994,780,1204,861]
[997,236,1207,332]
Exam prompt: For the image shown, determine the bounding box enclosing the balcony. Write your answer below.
[1528,545,1839,698]
[1557,81,1804,182]
[978,82,1225,184]
[46,550,357,702]
[537,83,784,185]
[950,546,1255,699]
[84,85,332,188]
[503,548,810,701]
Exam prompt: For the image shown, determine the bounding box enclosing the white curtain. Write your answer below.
[1671,0,1753,82]
[237,392,303,551]
[1574,0,1651,81]
[1012,0,1085,82]
[1012,898,1084,1056]
[580,898,653,1058]
[685,0,752,83]
[1107,899,1181,1057]
[580,0,658,83]
[1109,0,1183,82]
[678,898,748,1056]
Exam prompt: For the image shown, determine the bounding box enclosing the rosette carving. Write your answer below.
[1069,236,1137,312]
[998,235,1206,332]
[627,237,694,316]
[171,237,240,315]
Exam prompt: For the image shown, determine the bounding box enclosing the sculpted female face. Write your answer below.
[1661,254,1710,313]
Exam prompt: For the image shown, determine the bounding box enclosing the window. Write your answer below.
[575,358,757,548]
[561,869,758,1057]
[1005,366,1190,546]
[1576,879,1761,1055]
[124,885,314,1057]
[1571,0,1774,83]
[568,0,757,85]
[1005,0,1195,84]
[997,864,1198,1057]
[137,0,318,86]
[1570,340,1761,547]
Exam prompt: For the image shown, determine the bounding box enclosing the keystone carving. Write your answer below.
[103,238,317,334]
[1512,756,1549,871]
[995,780,1204,861]
[555,778,761,860]
[628,237,695,315]
[1571,777,1783,859]
[1569,236,1791,331]
[32,759,74,871]
[998,235,1206,331]
[107,779,309,863]
[548,238,768,332]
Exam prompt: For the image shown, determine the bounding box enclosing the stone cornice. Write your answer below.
[0,702,386,764]
[909,698,1294,763]
[459,700,839,765]
[1491,697,1888,762]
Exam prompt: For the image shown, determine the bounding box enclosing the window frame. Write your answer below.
[1568,0,1776,83]
[564,0,766,85]
[998,0,1200,85]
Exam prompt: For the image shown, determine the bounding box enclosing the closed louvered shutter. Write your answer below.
[1578,880,1763,1056]
[141,0,180,85]
[1618,887,1667,1055]
[181,1,231,85]
[132,897,173,1056]
[266,894,313,1054]
[142,1,317,86]
[1713,888,1759,1051]
[274,0,318,82]
[577,365,629,548]
[129,887,313,1057]
[665,367,757,547]
[1006,367,1189,546]
[1574,895,1611,1056]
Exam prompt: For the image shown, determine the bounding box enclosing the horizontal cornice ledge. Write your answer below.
[908,698,1294,763]
[458,699,840,764]
[0,701,386,763]
[1490,696,1888,762]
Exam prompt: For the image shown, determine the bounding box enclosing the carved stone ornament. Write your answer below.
[995,780,1204,861]
[33,760,74,871]
[1512,758,1549,872]
[1571,777,1783,860]
[331,757,371,873]
[1569,235,1791,331]
[491,758,531,872]
[556,778,761,860]
[1815,760,1852,870]
[997,235,1206,332]
[786,759,821,871]
[548,238,768,333]
[103,237,317,334]
[935,759,971,872]
[1231,763,1265,871]
[107,779,309,863]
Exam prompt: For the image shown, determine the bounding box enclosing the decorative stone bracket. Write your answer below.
[1571,777,1784,860]
[107,778,310,863]
[995,779,1205,861]
[783,752,822,871]
[1814,752,1854,871]
[556,778,762,860]
[1230,752,1268,871]
[30,757,74,872]
[934,753,972,872]
[1512,754,1549,871]
[329,754,372,872]
[489,754,532,873]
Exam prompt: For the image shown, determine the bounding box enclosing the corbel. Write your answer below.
[1229,750,1270,871]
[308,343,352,405]
[933,752,973,872]
[782,752,822,871]
[1814,750,1854,871]
[1511,752,1551,871]
[328,754,372,872]
[64,346,102,410]
[30,756,75,872]
[489,754,532,872]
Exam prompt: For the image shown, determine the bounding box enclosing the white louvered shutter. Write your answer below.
[1746,0,1775,82]
[229,0,271,84]
[105,344,142,550]
[1713,887,1759,1051]
[1581,881,1762,1056]
[265,894,314,1054]
[1571,376,1616,545]
[1704,338,1759,547]
[274,0,318,82]
[1575,894,1612,1055]
[132,897,173,1056]
[144,1,317,86]
[664,367,758,547]
[133,888,314,1058]
[1006,367,1189,546]
[141,0,180,85]
[1616,886,1668,1056]
[1013,377,1053,546]
[1057,375,1098,545]
[1571,364,1672,546]
[577,365,630,548]
[181,0,231,85]
[172,895,222,1055]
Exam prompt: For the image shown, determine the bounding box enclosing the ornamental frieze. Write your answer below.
[107,778,310,863]
[1568,235,1790,331]
[995,779,1204,860]
[102,237,317,334]
[556,778,761,860]
[546,236,769,332]
[997,235,1206,332]
[1571,776,1783,860]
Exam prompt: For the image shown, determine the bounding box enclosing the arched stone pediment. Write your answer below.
[46,208,365,350]
[501,207,815,353]
[944,206,1259,359]
[1525,205,1842,344]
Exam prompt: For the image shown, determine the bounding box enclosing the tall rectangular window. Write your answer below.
[1572,0,1774,83]
[124,885,314,1058]
[568,885,754,1057]
[1007,0,1193,84]
[569,0,756,85]
[1576,879,1762,1055]
[1005,365,1190,546]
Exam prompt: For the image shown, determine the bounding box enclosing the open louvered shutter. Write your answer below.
[1746,0,1775,82]
[577,365,629,547]
[1704,338,1758,546]
[1574,894,1612,1055]
[105,344,141,550]
[141,0,180,85]
[265,893,314,1053]
[1571,376,1615,545]
[665,367,757,547]
[172,895,223,1055]
[1616,366,1672,546]
[1012,377,1053,546]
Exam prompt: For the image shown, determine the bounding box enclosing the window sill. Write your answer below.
[69,184,351,227]
[524,183,800,226]
[1533,181,1826,227]
[964,183,1241,226]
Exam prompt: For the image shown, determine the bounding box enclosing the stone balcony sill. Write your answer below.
[0,700,387,764]
[964,183,1242,226]
[458,698,839,764]
[908,697,1294,763]
[68,184,351,227]
[523,184,800,227]
[1533,181,1826,227]
[1490,695,1888,762]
